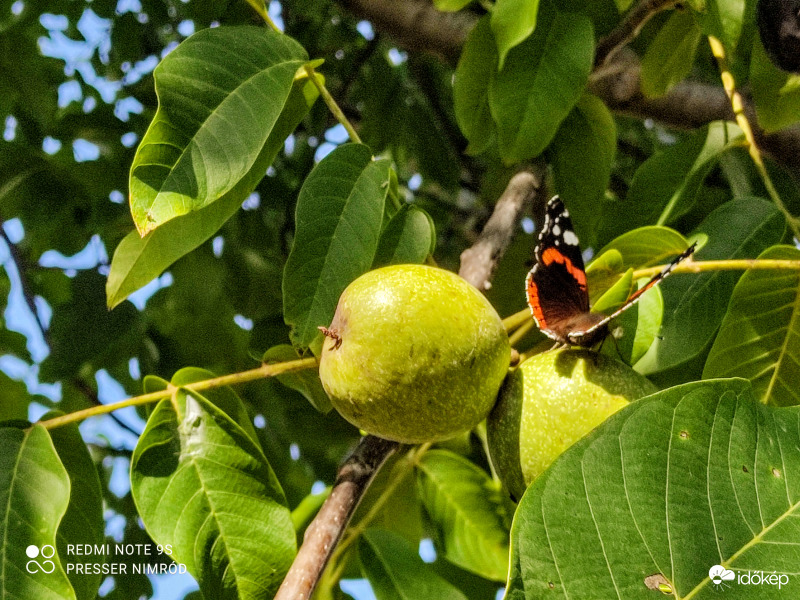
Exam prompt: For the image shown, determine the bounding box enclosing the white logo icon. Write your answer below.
[25,545,56,574]
[709,565,735,588]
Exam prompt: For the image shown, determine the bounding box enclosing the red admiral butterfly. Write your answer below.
[526,196,696,347]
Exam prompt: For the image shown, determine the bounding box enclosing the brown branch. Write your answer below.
[274,435,400,600]
[459,166,544,291]
[594,0,680,67]
[336,0,472,65]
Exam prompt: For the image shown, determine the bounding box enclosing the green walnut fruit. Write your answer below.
[487,349,656,500]
[318,264,510,443]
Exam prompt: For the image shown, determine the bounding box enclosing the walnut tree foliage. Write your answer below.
[2,0,800,599]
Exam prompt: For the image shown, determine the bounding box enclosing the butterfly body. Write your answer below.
[526,196,696,348]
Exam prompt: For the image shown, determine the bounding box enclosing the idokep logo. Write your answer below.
[709,565,735,590]
[709,564,790,591]
[26,545,56,574]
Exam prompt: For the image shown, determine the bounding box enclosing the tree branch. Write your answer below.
[336,0,471,65]
[274,435,400,600]
[594,0,680,67]
[458,166,544,290]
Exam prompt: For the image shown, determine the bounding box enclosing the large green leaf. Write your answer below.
[596,121,742,247]
[282,143,390,351]
[488,1,593,163]
[453,16,497,155]
[107,73,318,309]
[491,0,541,69]
[47,416,105,600]
[704,245,800,406]
[130,386,295,600]
[415,450,511,581]
[0,425,74,600]
[635,197,785,378]
[359,529,469,600]
[507,378,800,599]
[549,93,616,247]
[128,26,307,235]
[641,10,702,98]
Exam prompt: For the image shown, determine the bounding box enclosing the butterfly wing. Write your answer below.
[526,196,590,339]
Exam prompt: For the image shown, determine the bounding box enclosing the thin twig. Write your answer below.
[71,378,143,437]
[595,0,680,67]
[274,435,400,600]
[459,167,544,291]
[38,357,318,430]
[0,222,48,344]
[707,36,800,237]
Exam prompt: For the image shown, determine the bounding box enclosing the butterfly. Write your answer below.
[526,196,696,347]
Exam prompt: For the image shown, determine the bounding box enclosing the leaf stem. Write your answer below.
[707,35,800,238]
[244,0,363,144]
[304,65,363,144]
[502,308,531,332]
[245,0,281,33]
[37,357,318,430]
[633,258,800,280]
[508,318,534,347]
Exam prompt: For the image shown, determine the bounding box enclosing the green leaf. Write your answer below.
[636,197,785,377]
[129,26,307,235]
[591,268,634,313]
[0,372,32,421]
[47,414,105,600]
[0,425,75,600]
[587,226,692,297]
[491,0,541,70]
[108,72,318,309]
[704,245,800,406]
[488,2,593,163]
[433,0,473,11]
[454,16,498,155]
[508,379,800,599]
[595,226,693,270]
[750,38,800,133]
[130,388,295,600]
[415,449,511,581]
[359,529,468,600]
[372,205,436,268]
[170,367,262,443]
[693,0,748,52]
[641,10,702,98]
[262,345,332,413]
[549,93,616,246]
[597,121,742,247]
[282,143,390,351]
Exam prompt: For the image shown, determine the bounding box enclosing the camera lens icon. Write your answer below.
[25,545,56,574]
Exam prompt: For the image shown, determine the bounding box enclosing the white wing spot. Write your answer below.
[552,224,561,236]
[563,230,579,246]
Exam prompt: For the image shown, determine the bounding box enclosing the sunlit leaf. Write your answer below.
[508,379,800,599]
[129,26,307,234]
[704,245,800,406]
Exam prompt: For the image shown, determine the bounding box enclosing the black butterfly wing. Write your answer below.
[526,196,590,337]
